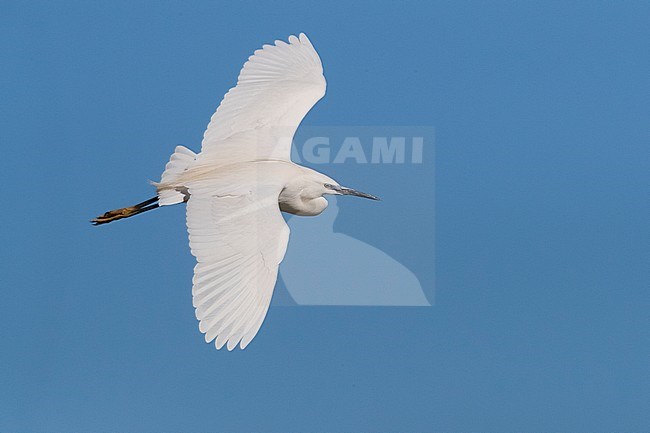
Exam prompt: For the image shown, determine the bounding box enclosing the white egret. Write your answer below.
[93,34,379,350]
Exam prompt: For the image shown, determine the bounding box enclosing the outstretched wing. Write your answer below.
[199,33,326,163]
[186,181,290,350]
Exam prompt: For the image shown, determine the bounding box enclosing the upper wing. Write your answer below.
[186,181,290,350]
[199,33,326,163]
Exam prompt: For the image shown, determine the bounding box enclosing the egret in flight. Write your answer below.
[92,34,378,350]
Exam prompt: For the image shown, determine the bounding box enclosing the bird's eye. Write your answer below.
[324,183,339,191]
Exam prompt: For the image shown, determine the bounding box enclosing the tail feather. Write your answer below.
[157,145,197,206]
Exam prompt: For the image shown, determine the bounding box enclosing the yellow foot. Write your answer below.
[91,206,141,225]
[91,197,159,225]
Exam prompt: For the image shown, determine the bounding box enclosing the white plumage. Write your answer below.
[93,34,378,350]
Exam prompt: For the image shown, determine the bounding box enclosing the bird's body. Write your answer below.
[159,159,334,216]
[93,33,377,350]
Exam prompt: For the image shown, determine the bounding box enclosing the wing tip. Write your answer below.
[200,328,256,351]
[286,32,313,47]
[298,33,310,44]
[204,329,249,351]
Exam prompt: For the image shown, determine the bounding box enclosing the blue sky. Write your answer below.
[1,1,649,432]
